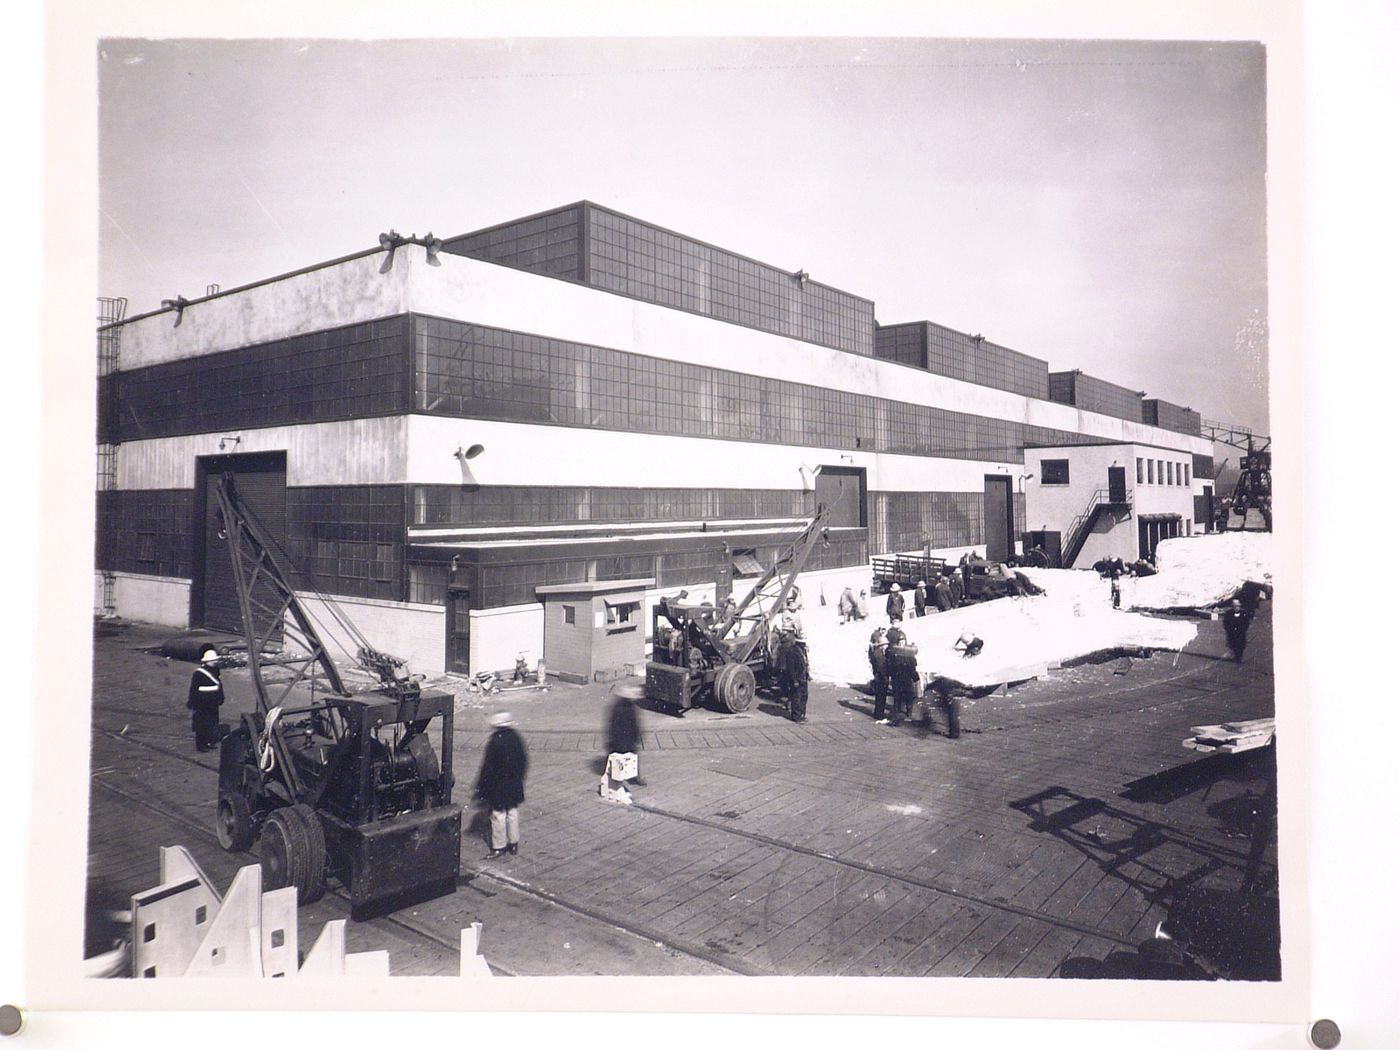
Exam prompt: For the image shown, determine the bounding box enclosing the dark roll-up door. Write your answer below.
[814,466,865,528]
[198,452,288,638]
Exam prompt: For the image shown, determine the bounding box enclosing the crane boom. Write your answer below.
[211,472,349,706]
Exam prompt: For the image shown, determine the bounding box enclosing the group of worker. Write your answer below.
[864,626,961,737]
[880,571,965,622]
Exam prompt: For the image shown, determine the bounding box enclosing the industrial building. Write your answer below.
[95,202,1215,675]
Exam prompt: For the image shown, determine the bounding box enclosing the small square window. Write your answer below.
[606,600,640,626]
[1040,460,1070,485]
[563,605,575,625]
[1136,457,1144,484]
[195,906,207,925]
[143,922,156,943]
[270,928,285,949]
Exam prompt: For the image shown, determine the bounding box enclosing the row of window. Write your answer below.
[924,323,1050,401]
[413,316,1149,463]
[99,317,409,443]
[100,480,1006,611]
[103,309,1203,475]
[1048,372,1145,425]
[409,534,872,610]
[1038,457,1194,488]
[1137,456,1192,487]
[412,484,808,526]
[443,202,875,357]
[96,490,193,579]
[866,490,1025,559]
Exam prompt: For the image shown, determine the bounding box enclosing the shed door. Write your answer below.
[197,452,287,638]
[446,588,472,674]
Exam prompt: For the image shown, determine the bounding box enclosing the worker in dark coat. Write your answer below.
[885,628,919,726]
[885,583,905,623]
[947,569,963,607]
[912,581,927,618]
[775,594,809,722]
[867,627,890,723]
[1222,598,1252,662]
[186,647,225,752]
[475,711,529,858]
[605,694,645,786]
[933,575,954,612]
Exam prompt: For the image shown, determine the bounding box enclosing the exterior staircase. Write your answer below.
[1062,487,1133,568]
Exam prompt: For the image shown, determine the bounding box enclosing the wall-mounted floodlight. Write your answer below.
[455,443,485,487]
[218,435,243,451]
[161,295,190,327]
[797,463,822,492]
[381,230,446,273]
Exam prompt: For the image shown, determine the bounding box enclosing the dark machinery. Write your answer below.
[645,506,829,714]
[1201,420,1272,533]
[210,474,461,919]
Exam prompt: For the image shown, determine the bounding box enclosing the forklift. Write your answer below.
[645,506,829,714]
[209,474,461,919]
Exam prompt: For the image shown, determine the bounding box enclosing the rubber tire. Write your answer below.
[215,793,255,853]
[258,808,309,897]
[715,662,757,713]
[286,804,327,904]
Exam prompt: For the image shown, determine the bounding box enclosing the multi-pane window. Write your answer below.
[413,317,1142,464]
[444,204,875,357]
[284,486,404,601]
[1040,460,1070,485]
[95,490,193,578]
[1136,457,1145,484]
[1048,371,1143,424]
[101,316,409,443]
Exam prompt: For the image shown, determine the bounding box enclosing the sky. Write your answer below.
[98,37,1269,434]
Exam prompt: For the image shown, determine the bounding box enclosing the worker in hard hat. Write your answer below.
[186,647,226,752]
[868,627,890,723]
[774,592,809,722]
[885,582,906,623]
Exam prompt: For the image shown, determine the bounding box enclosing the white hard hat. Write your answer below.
[890,583,901,592]
[200,648,220,663]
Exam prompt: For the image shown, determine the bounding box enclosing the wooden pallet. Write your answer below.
[1183,717,1275,754]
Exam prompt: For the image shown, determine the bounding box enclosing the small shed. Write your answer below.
[536,578,655,684]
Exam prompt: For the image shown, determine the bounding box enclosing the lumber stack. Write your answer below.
[1182,717,1276,754]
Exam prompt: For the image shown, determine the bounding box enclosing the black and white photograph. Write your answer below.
[8,1,1400,1046]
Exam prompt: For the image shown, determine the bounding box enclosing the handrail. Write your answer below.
[1062,486,1133,568]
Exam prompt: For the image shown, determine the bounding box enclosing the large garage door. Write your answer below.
[815,466,865,528]
[198,452,288,638]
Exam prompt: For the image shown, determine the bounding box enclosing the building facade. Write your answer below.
[1022,442,1208,568]
[96,202,1214,675]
